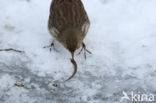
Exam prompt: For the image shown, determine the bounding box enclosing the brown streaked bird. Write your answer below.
[47,0,91,81]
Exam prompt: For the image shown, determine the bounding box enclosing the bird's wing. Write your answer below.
[48,0,90,33]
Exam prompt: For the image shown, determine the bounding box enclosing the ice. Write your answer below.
[0,0,156,103]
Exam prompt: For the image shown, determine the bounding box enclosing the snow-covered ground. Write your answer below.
[0,0,156,103]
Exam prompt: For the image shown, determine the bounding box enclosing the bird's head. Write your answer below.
[61,28,82,53]
[66,36,78,53]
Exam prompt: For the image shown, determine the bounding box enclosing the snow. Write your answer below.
[0,0,156,103]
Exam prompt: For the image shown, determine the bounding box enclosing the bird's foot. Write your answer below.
[43,42,54,52]
[77,42,92,59]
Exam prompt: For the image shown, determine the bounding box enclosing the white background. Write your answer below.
[0,0,156,103]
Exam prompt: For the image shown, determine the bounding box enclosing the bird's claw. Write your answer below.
[77,43,92,59]
[43,42,54,52]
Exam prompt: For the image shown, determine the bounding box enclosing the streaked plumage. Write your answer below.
[48,0,90,81]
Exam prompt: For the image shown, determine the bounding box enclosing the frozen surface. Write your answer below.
[0,0,156,103]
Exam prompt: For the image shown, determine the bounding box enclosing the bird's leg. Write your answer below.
[77,42,92,59]
[43,40,55,52]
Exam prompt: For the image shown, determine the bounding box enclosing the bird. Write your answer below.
[47,0,91,81]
